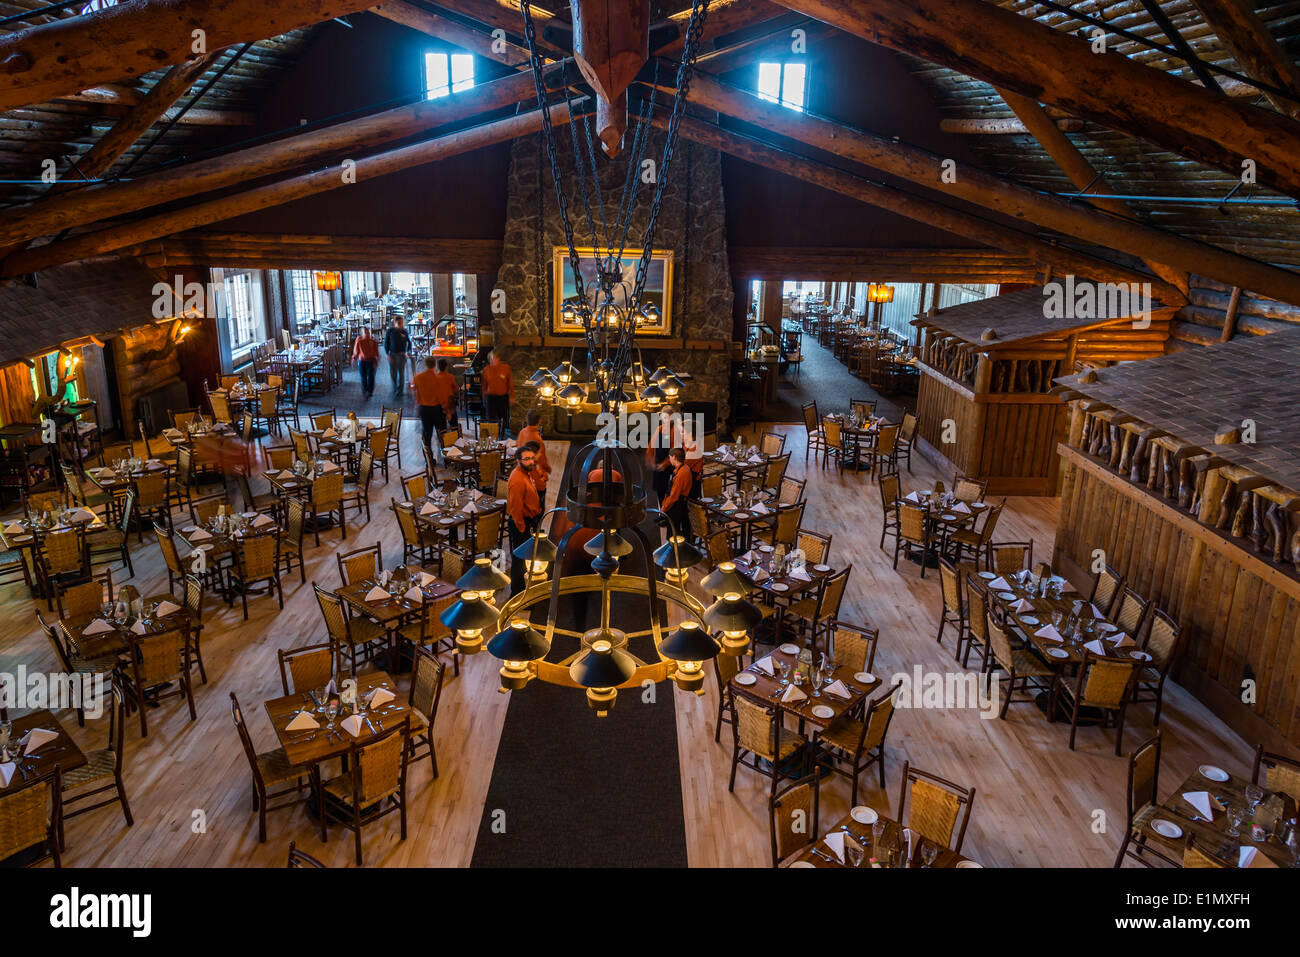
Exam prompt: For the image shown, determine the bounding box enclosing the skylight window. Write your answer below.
[756,61,806,112]
[424,52,474,100]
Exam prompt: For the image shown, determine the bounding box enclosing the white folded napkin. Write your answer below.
[825,679,851,699]
[98,468,117,480]
[403,585,424,604]
[463,500,480,514]
[722,496,735,510]
[989,576,1011,591]
[2,522,23,535]
[720,452,735,463]
[155,600,181,617]
[904,491,920,502]
[952,502,971,514]
[1183,791,1215,820]
[444,447,461,458]
[146,459,161,468]
[341,714,365,737]
[252,513,274,528]
[751,503,770,515]
[130,619,147,635]
[420,502,437,516]
[83,618,115,635]
[790,567,812,582]
[419,572,437,587]
[164,428,182,439]
[824,830,847,864]
[321,462,341,473]
[23,728,56,756]
[1013,598,1034,613]
[367,686,395,707]
[285,711,319,732]
[189,528,212,541]
[68,507,92,521]
[454,438,468,448]
[781,684,807,703]
[364,586,389,602]
[753,656,775,676]
[1239,846,1258,868]
[1114,634,1136,649]
[324,679,337,696]
[740,550,757,564]
[1034,624,1064,642]
[0,763,14,787]
[748,455,764,464]
[322,428,338,439]
[1089,603,1106,619]
[752,567,770,583]
[1084,639,1107,655]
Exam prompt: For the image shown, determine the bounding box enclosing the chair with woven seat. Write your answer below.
[132,473,172,542]
[769,773,820,868]
[226,532,282,620]
[687,499,714,550]
[154,524,188,595]
[265,445,295,472]
[1050,651,1139,755]
[367,427,393,483]
[337,543,382,587]
[1183,834,1230,868]
[703,528,732,567]
[39,610,116,728]
[988,541,1033,576]
[758,432,786,458]
[404,648,446,777]
[314,584,387,676]
[123,625,196,738]
[380,407,404,472]
[877,471,901,553]
[400,472,428,502]
[230,692,307,843]
[275,498,306,586]
[393,499,443,566]
[277,639,338,695]
[895,412,917,473]
[897,761,976,854]
[35,526,90,610]
[1111,586,1151,641]
[764,502,804,549]
[188,492,230,528]
[310,410,335,432]
[235,471,279,519]
[948,498,1004,568]
[787,565,852,654]
[821,418,846,472]
[986,611,1053,718]
[953,475,988,504]
[712,651,744,743]
[698,472,723,501]
[0,767,62,867]
[305,472,346,546]
[59,683,132,850]
[458,507,503,563]
[778,476,805,507]
[1090,564,1124,617]
[961,573,990,669]
[936,557,966,659]
[1112,732,1178,868]
[395,587,460,676]
[319,719,410,866]
[475,450,502,494]
[801,402,826,466]
[865,423,900,476]
[54,571,113,621]
[1250,745,1300,803]
[796,530,830,565]
[816,681,901,803]
[892,503,931,575]
[181,574,208,685]
[828,621,878,676]
[85,490,134,576]
[342,451,376,523]
[1131,609,1185,726]
[727,690,809,795]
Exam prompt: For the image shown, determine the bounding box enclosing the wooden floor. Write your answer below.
[0,418,1253,867]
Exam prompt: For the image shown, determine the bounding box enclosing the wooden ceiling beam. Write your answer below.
[656,0,789,56]
[995,87,1189,304]
[0,0,370,114]
[679,73,1300,305]
[1186,0,1300,121]
[770,0,1300,198]
[0,102,572,277]
[940,116,1084,135]
[666,113,1183,302]
[0,66,546,250]
[369,1,530,64]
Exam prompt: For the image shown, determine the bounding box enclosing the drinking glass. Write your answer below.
[811,664,823,697]
[921,839,940,868]
[1245,784,1265,812]
[0,720,11,762]
[871,820,885,856]
[846,840,865,869]
[1225,803,1243,837]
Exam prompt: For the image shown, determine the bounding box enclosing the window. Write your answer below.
[288,270,318,328]
[757,61,806,112]
[219,271,266,359]
[424,52,474,99]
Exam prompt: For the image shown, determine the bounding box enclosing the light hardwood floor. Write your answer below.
[0,418,1253,867]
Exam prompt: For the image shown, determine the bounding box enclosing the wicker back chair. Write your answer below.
[988,541,1033,576]
[310,410,335,431]
[767,502,804,548]
[313,583,386,676]
[133,472,171,537]
[817,681,900,802]
[896,412,917,472]
[878,471,901,552]
[230,692,307,843]
[893,503,929,575]
[986,611,1052,718]
[1132,608,1185,725]
[829,621,878,674]
[188,492,229,527]
[59,683,132,846]
[154,523,187,593]
[405,648,447,777]
[306,472,346,545]
[801,402,825,465]
[229,532,282,619]
[0,766,62,867]
[1251,745,1300,803]
[208,391,233,424]
[265,445,295,471]
[1052,651,1139,755]
[288,428,313,461]
[788,564,851,652]
[393,499,441,565]
[1112,586,1151,639]
[953,475,988,503]
[367,427,392,482]
[277,640,337,695]
[759,432,786,458]
[1112,732,1177,868]
[704,529,731,566]
[477,450,502,492]
[380,407,404,471]
[401,472,428,502]
[936,557,966,658]
[712,651,744,742]
[1090,564,1124,616]
[336,543,382,586]
[821,418,845,471]
[36,525,90,608]
[769,773,820,867]
[321,719,410,865]
[778,476,804,507]
[342,451,375,521]
[871,424,900,475]
[687,500,711,546]
[180,573,208,684]
[125,626,195,737]
[55,573,112,620]
[962,574,989,669]
[727,690,808,794]
[897,761,976,853]
[796,530,830,564]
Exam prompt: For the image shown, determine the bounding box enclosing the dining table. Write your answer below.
[398,493,507,543]
[0,709,87,797]
[263,670,410,772]
[698,493,779,552]
[701,448,770,491]
[789,808,975,868]
[824,412,883,470]
[60,592,193,660]
[264,462,344,502]
[160,422,234,449]
[898,488,985,564]
[1139,763,1297,868]
[336,566,462,672]
[732,546,836,642]
[729,642,880,737]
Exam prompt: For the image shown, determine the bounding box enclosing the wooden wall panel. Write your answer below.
[915,371,973,477]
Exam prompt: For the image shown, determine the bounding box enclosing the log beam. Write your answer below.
[369,1,530,64]
[770,0,1300,198]
[0,0,371,114]
[939,116,1084,135]
[1186,0,1300,121]
[0,103,572,277]
[678,73,1300,305]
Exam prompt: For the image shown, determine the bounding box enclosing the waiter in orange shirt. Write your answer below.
[481,349,514,436]
[660,447,693,538]
[516,408,551,493]
[409,357,456,453]
[351,326,380,399]
[506,445,542,593]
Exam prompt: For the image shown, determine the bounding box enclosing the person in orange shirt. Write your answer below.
[351,326,380,399]
[647,406,700,495]
[660,447,693,538]
[516,408,551,492]
[506,445,542,594]
[481,349,514,436]
[409,357,456,453]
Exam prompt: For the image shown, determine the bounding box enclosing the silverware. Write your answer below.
[810,847,837,864]
[364,717,378,734]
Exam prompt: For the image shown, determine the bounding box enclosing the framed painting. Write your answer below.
[551,247,674,336]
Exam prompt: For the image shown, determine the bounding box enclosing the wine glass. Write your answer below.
[811,662,824,697]
[0,720,11,762]
[921,839,940,868]
[846,838,865,869]
[1245,784,1265,813]
[325,696,339,731]
[1225,803,1243,837]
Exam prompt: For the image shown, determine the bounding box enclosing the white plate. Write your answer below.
[732,512,749,519]
[759,544,774,552]
[181,526,197,533]
[1047,647,1069,659]
[242,512,258,519]
[854,672,876,684]
[734,673,757,686]
[494,499,507,506]
[978,571,997,580]
[780,643,800,655]
[1151,819,1183,839]
[997,591,1017,601]
[439,518,457,525]
[850,806,878,825]
[970,503,987,510]
[813,564,830,573]
[811,704,835,720]
[1199,765,1229,783]
[788,860,816,868]
[1020,616,1039,626]
[1129,651,1152,661]
[700,497,714,503]
[940,513,957,521]
[769,582,789,592]
[955,860,983,868]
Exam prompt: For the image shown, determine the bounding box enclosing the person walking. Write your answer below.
[506,445,542,594]
[481,349,514,436]
[410,356,457,454]
[660,447,693,539]
[516,408,551,495]
[351,326,380,399]
[384,316,410,400]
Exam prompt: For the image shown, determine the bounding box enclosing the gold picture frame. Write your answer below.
[551,247,674,336]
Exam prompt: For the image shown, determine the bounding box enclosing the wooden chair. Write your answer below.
[287,841,327,868]
[892,503,930,575]
[787,564,852,652]
[821,418,846,472]
[85,490,133,576]
[39,611,115,728]
[476,450,502,493]
[949,498,1005,568]
[1112,732,1179,868]
[986,611,1053,718]
[393,498,443,565]
[342,450,375,522]
[313,584,387,677]
[404,648,446,777]
[181,573,208,685]
[1111,586,1151,640]
[801,402,825,466]
[1251,745,1300,803]
[1090,564,1124,616]
[277,639,337,695]
[306,472,347,545]
[123,626,196,738]
[336,543,382,586]
[319,719,410,866]
[288,427,314,462]
[769,773,820,867]
[276,498,306,586]
[961,573,990,669]
[0,767,62,868]
[396,585,460,674]
[154,523,188,595]
[380,406,404,471]
[309,410,335,432]
[367,427,392,483]
[459,507,503,562]
[1183,833,1230,868]
[54,570,113,620]
[866,423,900,476]
[877,471,901,552]
[133,472,172,541]
[265,445,296,472]
[1051,651,1139,755]
[227,532,282,620]
[816,681,900,803]
[477,420,500,441]
[795,529,830,564]
[897,761,976,854]
[59,683,132,850]
[230,692,307,843]
[778,476,805,506]
[727,690,808,795]
[35,526,90,610]
[188,492,230,527]
[687,499,713,549]
[1132,609,1185,726]
[762,452,790,491]
[850,398,876,419]
[935,557,966,658]
[828,621,878,674]
[759,432,786,457]
[234,472,279,519]
[895,411,917,473]
[712,651,744,743]
[988,541,1033,576]
[400,472,428,502]
[953,475,988,504]
[764,502,804,549]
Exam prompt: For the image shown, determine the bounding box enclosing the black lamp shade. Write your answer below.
[512,533,558,563]
[487,620,550,661]
[456,557,510,593]
[701,562,754,597]
[658,621,720,662]
[569,640,637,688]
[439,592,499,632]
[703,593,763,633]
[653,536,704,570]
[584,530,633,558]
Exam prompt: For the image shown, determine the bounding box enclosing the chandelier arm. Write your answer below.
[545,523,587,639]
[562,66,603,261]
[612,86,656,267]
[577,108,613,256]
[621,522,662,636]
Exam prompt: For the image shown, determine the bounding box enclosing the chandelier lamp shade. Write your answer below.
[867,283,895,304]
[438,590,501,656]
[314,270,343,292]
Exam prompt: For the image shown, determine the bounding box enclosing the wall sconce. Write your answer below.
[315,271,343,291]
[867,283,895,304]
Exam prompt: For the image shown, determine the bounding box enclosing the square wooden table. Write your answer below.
[699,495,779,552]
[336,567,461,631]
[729,644,879,731]
[264,671,411,768]
[733,549,836,641]
[701,450,770,490]
[0,710,87,796]
[981,568,1137,667]
[790,810,972,868]
[61,593,194,660]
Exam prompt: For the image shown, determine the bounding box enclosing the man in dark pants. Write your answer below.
[409,357,447,455]
[506,445,542,594]
[383,316,410,399]
[351,326,379,398]
[481,349,514,436]
[660,447,692,541]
